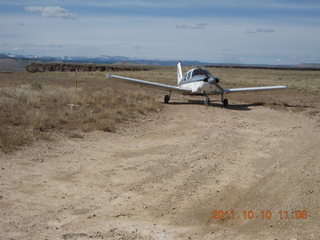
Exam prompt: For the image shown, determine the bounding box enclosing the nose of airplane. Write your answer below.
[208,77,219,84]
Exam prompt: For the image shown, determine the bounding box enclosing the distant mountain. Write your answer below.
[1,53,320,72]
[0,53,212,69]
[297,63,320,68]
[0,57,37,73]
[0,54,9,58]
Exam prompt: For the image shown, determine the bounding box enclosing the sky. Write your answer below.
[0,0,320,64]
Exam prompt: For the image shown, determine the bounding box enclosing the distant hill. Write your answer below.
[25,62,158,73]
[204,63,320,71]
[297,63,320,68]
[0,57,36,72]
[1,53,320,72]
[0,53,211,71]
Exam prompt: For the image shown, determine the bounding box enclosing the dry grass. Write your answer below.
[1,67,320,152]
[0,72,161,153]
[209,68,320,110]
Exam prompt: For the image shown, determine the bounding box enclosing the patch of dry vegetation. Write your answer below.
[0,72,161,153]
[1,67,320,152]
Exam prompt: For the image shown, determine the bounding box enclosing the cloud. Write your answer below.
[256,28,275,33]
[176,23,209,29]
[244,30,257,34]
[245,28,276,34]
[133,45,142,50]
[24,6,76,19]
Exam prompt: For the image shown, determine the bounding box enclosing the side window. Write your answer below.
[192,69,198,77]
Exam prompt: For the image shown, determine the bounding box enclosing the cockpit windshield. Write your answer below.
[192,68,211,77]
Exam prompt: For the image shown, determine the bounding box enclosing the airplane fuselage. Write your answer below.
[177,67,221,95]
[179,80,215,94]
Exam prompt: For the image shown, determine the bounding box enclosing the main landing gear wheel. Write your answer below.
[204,96,210,106]
[164,95,170,104]
[223,98,229,107]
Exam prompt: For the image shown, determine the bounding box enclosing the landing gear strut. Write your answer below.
[221,94,228,107]
[204,95,210,106]
[164,94,171,104]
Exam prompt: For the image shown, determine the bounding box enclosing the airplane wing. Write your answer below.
[225,85,287,93]
[107,74,192,93]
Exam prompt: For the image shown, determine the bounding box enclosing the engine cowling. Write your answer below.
[208,77,219,84]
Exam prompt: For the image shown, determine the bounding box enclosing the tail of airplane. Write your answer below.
[177,62,183,84]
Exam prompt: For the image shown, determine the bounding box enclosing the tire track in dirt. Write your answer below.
[0,103,319,240]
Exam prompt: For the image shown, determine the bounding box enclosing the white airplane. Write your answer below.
[107,62,287,106]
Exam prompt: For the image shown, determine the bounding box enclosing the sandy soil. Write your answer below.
[1,101,320,240]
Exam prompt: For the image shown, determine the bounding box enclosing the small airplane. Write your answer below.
[107,62,287,106]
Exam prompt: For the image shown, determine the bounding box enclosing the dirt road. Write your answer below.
[1,102,319,240]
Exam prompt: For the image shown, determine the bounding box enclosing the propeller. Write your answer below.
[191,75,221,86]
[191,75,225,93]
[207,77,219,84]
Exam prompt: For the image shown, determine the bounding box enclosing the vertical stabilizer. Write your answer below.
[177,62,183,84]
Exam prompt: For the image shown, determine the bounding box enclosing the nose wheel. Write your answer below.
[204,95,210,106]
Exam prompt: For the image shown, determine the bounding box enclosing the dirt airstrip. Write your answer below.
[1,101,320,239]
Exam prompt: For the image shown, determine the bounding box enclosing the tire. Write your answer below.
[164,95,170,104]
[223,98,229,107]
